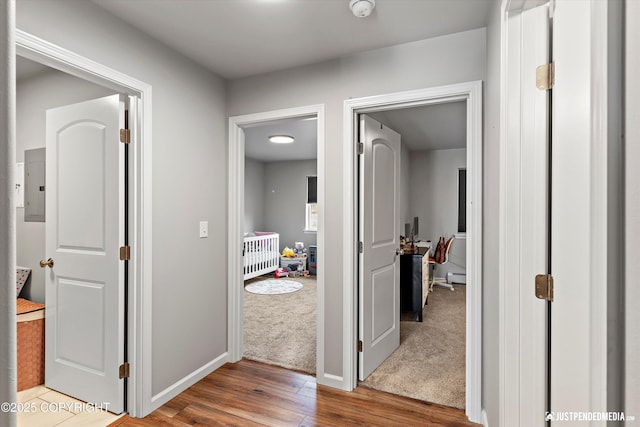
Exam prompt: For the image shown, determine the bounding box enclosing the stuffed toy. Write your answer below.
[281,247,295,257]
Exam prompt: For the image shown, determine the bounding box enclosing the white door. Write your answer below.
[358,115,401,380]
[504,3,551,424]
[44,94,126,413]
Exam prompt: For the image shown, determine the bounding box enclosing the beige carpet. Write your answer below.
[243,276,316,374]
[361,284,466,409]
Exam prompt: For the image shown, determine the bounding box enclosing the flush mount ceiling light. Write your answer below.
[269,135,295,144]
[349,0,376,18]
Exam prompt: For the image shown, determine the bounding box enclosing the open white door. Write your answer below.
[502,2,551,424]
[44,94,126,413]
[358,115,401,381]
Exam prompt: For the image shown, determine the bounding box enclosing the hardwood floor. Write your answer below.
[112,360,480,427]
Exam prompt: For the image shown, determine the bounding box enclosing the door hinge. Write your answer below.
[119,362,130,379]
[358,241,363,254]
[119,246,131,261]
[358,340,363,352]
[357,142,364,155]
[536,62,555,90]
[120,128,131,144]
[535,274,554,302]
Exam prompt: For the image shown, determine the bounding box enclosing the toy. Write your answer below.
[275,268,289,278]
[281,246,295,258]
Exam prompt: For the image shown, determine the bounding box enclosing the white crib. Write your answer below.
[244,232,280,280]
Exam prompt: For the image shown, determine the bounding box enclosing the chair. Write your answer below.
[428,236,455,291]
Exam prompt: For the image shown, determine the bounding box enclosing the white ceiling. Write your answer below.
[244,117,317,162]
[91,0,493,80]
[369,101,466,151]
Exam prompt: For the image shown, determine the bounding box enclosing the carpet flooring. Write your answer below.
[243,276,466,409]
[361,284,467,409]
[243,276,317,374]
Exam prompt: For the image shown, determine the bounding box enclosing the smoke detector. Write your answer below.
[349,0,376,18]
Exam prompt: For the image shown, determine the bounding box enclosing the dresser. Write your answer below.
[400,253,430,322]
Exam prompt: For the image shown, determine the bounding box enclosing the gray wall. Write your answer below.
[17,0,228,399]
[409,149,466,279]
[483,0,502,424]
[244,157,265,233]
[245,158,317,251]
[16,69,115,303]
[263,160,317,252]
[399,143,411,238]
[228,27,487,379]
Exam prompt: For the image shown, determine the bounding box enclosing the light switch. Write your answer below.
[199,221,208,238]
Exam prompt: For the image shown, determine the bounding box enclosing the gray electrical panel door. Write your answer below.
[24,147,46,222]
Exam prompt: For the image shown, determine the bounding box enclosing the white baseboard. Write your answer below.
[482,409,489,427]
[317,373,345,390]
[147,352,229,415]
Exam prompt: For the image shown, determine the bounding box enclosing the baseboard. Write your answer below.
[317,372,345,390]
[482,409,489,427]
[147,352,229,414]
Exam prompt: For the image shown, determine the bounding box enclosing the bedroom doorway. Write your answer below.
[343,81,483,422]
[356,106,469,410]
[242,116,318,374]
[228,105,325,379]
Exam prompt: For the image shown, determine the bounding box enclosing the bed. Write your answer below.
[244,232,280,280]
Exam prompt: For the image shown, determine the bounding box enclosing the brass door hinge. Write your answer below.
[357,142,364,155]
[119,246,131,261]
[120,129,131,144]
[536,62,555,90]
[358,340,363,352]
[119,362,130,379]
[535,274,554,302]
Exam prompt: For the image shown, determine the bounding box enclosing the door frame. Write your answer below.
[15,29,153,418]
[227,104,326,381]
[343,81,483,423]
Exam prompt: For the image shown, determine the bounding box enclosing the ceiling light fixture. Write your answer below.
[269,135,295,144]
[349,0,375,18]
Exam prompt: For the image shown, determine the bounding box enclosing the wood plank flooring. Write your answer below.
[112,360,480,427]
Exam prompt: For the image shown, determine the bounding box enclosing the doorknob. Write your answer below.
[39,258,54,268]
[396,249,403,256]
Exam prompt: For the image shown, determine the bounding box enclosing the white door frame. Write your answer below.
[15,29,153,418]
[343,81,483,423]
[227,105,327,382]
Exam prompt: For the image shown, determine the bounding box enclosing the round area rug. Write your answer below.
[245,279,303,295]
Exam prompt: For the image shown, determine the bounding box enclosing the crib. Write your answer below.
[244,232,280,280]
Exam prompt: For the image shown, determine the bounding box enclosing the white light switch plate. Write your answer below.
[199,221,208,238]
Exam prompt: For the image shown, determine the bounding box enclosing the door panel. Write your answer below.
[359,115,401,380]
[57,122,106,251]
[504,3,552,423]
[45,94,125,414]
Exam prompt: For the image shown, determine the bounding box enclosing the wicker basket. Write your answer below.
[17,298,45,392]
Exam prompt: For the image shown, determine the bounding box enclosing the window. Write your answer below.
[305,175,318,232]
[458,168,466,233]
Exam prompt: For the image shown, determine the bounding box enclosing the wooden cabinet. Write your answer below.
[400,253,430,322]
